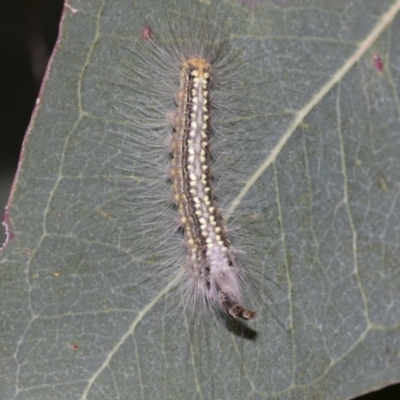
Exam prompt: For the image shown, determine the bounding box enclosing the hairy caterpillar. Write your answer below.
[172,58,258,322]
[114,0,274,336]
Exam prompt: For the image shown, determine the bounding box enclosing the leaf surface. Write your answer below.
[1,0,400,399]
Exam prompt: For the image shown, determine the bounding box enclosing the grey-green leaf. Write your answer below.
[1,0,400,399]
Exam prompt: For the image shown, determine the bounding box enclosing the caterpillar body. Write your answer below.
[172,57,257,321]
[114,0,273,336]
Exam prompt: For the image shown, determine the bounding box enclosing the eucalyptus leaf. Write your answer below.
[1,0,400,399]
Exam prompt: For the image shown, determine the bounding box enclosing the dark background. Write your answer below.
[0,0,64,244]
[0,1,398,398]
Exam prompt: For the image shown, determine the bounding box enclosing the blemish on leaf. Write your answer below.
[2,211,10,225]
[378,177,388,191]
[141,25,154,41]
[373,53,384,72]
[24,248,33,257]
[97,208,112,220]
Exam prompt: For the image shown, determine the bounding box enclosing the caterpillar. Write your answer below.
[113,0,274,336]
